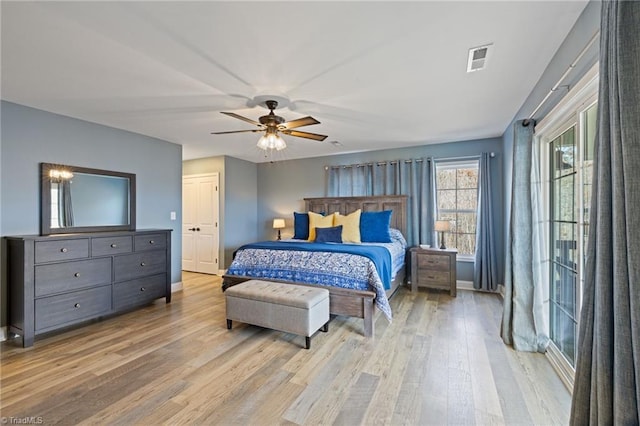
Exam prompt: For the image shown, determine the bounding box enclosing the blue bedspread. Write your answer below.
[235,241,392,289]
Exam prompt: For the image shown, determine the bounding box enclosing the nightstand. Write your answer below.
[410,247,457,296]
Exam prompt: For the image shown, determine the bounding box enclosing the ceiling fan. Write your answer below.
[211,100,328,151]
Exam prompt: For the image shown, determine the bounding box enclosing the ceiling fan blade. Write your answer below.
[280,116,320,130]
[211,129,262,135]
[221,111,262,126]
[281,129,328,141]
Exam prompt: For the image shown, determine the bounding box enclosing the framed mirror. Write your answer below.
[40,163,136,235]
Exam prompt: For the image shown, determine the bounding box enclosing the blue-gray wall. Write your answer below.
[1,101,183,326]
[223,156,258,268]
[501,1,600,268]
[257,137,504,282]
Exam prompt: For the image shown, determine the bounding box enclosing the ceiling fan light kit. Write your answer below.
[257,131,286,151]
[211,99,328,152]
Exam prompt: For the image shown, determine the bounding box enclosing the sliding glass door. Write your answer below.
[549,126,578,365]
[547,101,597,367]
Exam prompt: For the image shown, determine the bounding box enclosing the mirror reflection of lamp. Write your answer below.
[434,220,451,250]
[273,218,285,240]
[49,169,74,182]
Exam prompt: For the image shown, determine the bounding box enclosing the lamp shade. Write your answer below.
[272,218,286,229]
[434,220,451,232]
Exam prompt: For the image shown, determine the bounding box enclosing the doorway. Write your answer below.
[182,173,220,274]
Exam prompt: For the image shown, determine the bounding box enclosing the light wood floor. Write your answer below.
[1,272,570,425]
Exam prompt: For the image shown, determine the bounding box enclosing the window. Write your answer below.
[435,160,479,257]
[536,63,598,385]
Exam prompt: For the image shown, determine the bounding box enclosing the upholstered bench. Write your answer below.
[225,280,330,349]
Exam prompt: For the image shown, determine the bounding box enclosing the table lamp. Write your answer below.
[273,218,285,240]
[434,220,451,250]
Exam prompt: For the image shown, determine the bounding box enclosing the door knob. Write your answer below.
[196,227,200,231]
[188,227,196,231]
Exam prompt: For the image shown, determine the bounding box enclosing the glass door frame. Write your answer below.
[534,63,598,390]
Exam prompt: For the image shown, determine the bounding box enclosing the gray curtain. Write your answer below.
[473,152,498,291]
[570,1,640,424]
[327,158,435,247]
[501,121,549,352]
[58,180,74,227]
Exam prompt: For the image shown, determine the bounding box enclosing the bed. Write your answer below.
[222,195,408,337]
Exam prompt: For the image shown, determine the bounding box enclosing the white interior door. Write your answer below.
[182,173,219,274]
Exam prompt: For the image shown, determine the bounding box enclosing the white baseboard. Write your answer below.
[457,280,475,291]
[171,281,183,292]
[457,280,505,297]
[218,269,227,276]
[0,326,7,342]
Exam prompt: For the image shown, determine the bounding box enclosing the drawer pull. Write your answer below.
[140,262,146,267]
[61,248,68,253]
[111,243,118,248]
[140,287,146,292]
[74,303,81,308]
[74,272,81,278]
[149,240,155,245]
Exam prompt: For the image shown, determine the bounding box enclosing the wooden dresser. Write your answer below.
[410,247,457,296]
[5,229,172,347]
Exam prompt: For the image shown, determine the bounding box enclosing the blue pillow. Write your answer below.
[293,212,310,239]
[360,210,392,243]
[315,225,343,243]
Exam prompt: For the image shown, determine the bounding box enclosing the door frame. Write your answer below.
[182,172,220,275]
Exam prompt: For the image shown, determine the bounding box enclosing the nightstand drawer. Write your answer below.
[416,271,450,285]
[417,254,450,271]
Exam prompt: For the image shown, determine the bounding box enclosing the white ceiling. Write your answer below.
[1,1,588,163]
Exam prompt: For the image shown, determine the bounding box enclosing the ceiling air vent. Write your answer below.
[467,44,492,72]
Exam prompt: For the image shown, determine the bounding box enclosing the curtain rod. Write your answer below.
[325,152,495,169]
[523,31,599,126]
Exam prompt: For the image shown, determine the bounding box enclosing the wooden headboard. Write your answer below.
[304,195,408,237]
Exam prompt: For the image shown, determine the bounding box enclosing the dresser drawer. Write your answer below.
[134,233,167,252]
[114,251,166,282]
[35,239,89,263]
[35,285,112,331]
[35,258,112,297]
[113,274,167,311]
[92,236,133,257]
[417,254,451,271]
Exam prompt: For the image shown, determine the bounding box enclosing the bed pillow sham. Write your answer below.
[314,225,343,243]
[308,211,335,241]
[360,210,392,243]
[293,212,311,239]
[333,209,361,243]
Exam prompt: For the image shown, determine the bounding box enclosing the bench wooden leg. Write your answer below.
[226,319,232,330]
